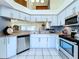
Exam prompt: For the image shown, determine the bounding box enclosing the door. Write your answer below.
[30,37,40,48]
[7,36,17,58]
[40,37,48,48]
[48,37,56,48]
[0,37,7,58]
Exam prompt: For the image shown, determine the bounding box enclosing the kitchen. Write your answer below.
[0,0,79,59]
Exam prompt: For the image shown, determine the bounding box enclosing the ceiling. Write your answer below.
[50,0,64,10]
[50,0,74,13]
[0,0,75,14]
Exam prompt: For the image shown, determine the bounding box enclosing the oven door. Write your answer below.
[60,39,74,56]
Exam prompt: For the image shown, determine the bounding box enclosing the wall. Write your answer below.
[0,17,11,32]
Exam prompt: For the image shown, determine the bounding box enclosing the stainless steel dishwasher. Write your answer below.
[17,35,30,54]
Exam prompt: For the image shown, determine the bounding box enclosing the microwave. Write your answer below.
[65,15,79,25]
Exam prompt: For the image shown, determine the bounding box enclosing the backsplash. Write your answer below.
[50,26,64,32]
[50,26,79,33]
[0,17,11,32]
[70,26,79,33]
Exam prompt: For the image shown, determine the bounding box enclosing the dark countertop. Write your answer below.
[59,35,79,45]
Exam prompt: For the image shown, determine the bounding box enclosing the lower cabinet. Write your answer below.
[30,34,58,49]
[48,37,56,48]
[30,37,40,48]
[39,37,48,48]
[0,36,17,58]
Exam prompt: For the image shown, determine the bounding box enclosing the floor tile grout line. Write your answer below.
[42,48,44,59]
[34,49,36,59]
[48,48,53,59]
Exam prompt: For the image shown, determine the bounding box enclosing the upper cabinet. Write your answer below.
[1,7,12,18]
[0,6,31,21]
[51,15,58,26]
[57,10,66,26]
[30,15,53,22]
[65,3,75,17]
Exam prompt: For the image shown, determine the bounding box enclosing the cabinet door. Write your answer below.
[7,36,17,58]
[41,16,47,21]
[58,10,66,26]
[30,16,36,22]
[48,37,56,48]
[1,7,12,18]
[30,37,40,48]
[65,3,75,17]
[26,14,30,21]
[36,15,42,22]
[12,10,19,19]
[51,16,58,26]
[40,37,48,48]
[0,37,7,58]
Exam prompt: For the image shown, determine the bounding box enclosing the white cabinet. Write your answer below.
[48,37,56,48]
[51,15,58,26]
[57,10,66,26]
[36,15,42,21]
[48,34,59,49]
[0,36,17,58]
[30,16,36,22]
[30,34,58,49]
[30,37,40,48]
[1,7,12,18]
[7,36,17,58]
[75,0,79,12]
[30,15,53,22]
[12,10,19,19]
[30,37,48,48]
[25,14,30,21]
[39,37,48,48]
[41,16,47,21]
[65,2,76,17]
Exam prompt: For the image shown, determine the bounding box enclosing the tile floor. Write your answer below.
[9,49,62,59]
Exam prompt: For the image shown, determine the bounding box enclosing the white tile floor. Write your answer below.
[9,49,62,59]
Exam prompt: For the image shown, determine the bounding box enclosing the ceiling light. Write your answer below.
[31,0,35,2]
[30,0,45,3]
[36,0,40,2]
[41,0,44,3]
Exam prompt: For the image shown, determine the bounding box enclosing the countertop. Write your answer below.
[0,31,30,37]
[0,31,61,37]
